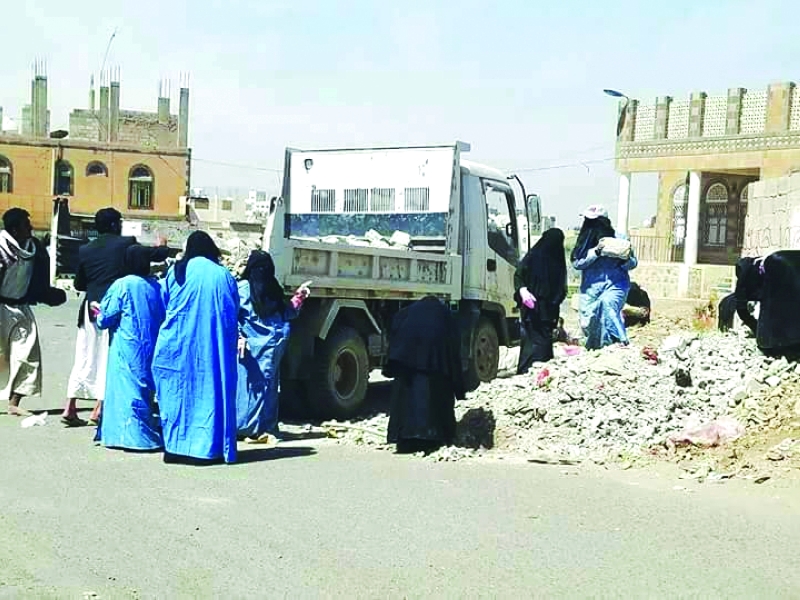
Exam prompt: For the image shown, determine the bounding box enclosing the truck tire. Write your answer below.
[469,317,499,383]
[310,326,369,419]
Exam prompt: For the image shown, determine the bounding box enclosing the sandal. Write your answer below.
[61,415,88,427]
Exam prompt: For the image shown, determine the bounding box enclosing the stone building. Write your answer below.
[614,82,800,297]
[0,64,190,232]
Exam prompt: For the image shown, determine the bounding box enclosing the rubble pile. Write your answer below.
[327,331,800,464]
[463,332,798,462]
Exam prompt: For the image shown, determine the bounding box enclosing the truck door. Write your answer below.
[460,173,487,299]
[483,180,520,313]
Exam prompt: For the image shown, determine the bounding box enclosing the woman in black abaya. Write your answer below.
[383,296,467,454]
[514,228,568,374]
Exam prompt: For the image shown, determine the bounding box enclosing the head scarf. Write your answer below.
[518,228,567,304]
[174,231,221,284]
[241,250,285,319]
[571,211,616,262]
[125,245,153,277]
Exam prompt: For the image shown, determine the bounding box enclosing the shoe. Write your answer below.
[61,415,88,427]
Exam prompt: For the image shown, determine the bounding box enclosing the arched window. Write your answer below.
[54,160,74,196]
[0,156,11,193]
[738,183,750,247]
[671,183,687,247]
[128,165,154,210]
[86,161,108,177]
[703,182,728,247]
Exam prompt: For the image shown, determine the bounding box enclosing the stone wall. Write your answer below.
[631,262,734,299]
[741,172,800,257]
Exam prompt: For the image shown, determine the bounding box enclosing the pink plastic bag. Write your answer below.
[667,416,744,448]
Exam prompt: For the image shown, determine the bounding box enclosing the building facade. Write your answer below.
[614,81,800,296]
[0,67,190,231]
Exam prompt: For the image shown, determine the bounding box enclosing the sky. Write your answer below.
[3,0,800,228]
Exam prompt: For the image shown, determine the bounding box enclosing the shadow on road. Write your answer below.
[236,445,317,464]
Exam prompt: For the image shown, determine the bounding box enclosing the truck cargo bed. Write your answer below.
[279,239,462,300]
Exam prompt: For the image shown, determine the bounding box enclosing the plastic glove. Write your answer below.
[89,301,101,318]
[519,287,536,309]
[291,284,311,310]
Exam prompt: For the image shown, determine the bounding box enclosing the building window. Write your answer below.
[343,188,368,212]
[86,161,108,177]
[193,197,210,210]
[369,188,395,212]
[404,187,430,211]
[311,189,335,212]
[128,165,154,210]
[0,156,11,193]
[703,182,728,247]
[221,199,233,211]
[738,183,749,247]
[671,184,687,247]
[54,160,74,196]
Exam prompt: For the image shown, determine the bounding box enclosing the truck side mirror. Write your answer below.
[526,194,542,237]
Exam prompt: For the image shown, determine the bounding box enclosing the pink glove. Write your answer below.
[519,287,536,309]
[290,284,311,310]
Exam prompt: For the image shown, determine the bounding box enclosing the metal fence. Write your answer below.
[630,234,680,263]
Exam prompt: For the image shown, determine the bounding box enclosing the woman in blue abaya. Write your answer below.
[94,245,165,451]
[235,250,309,444]
[153,231,240,464]
[571,205,638,350]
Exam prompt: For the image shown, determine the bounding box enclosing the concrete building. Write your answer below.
[614,81,800,297]
[245,189,270,222]
[0,64,190,232]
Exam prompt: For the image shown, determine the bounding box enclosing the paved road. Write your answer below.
[2,300,800,599]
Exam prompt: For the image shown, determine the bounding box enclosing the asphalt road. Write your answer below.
[2,300,800,599]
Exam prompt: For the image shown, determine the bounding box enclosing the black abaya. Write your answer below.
[382,297,466,451]
[514,229,567,374]
[517,307,556,374]
[757,250,800,355]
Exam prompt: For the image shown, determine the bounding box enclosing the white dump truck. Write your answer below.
[263,142,542,417]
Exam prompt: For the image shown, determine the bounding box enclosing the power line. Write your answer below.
[189,153,617,175]
[511,156,616,173]
[191,157,283,172]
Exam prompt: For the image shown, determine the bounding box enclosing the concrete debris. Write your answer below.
[334,329,800,467]
[301,230,413,250]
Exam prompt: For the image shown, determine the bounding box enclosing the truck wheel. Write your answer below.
[311,326,369,419]
[469,317,499,383]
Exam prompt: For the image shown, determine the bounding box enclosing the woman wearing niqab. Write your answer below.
[571,205,638,350]
[235,250,309,444]
[152,231,240,464]
[95,245,165,451]
[514,228,567,374]
[383,296,468,454]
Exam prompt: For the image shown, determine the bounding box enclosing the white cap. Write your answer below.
[580,205,609,220]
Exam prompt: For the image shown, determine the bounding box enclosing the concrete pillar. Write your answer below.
[678,171,702,296]
[0,107,3,132]
[37,77,47,137]
[617,172,631,236]
[109,80,120,142]
[688,92,707,138]
[726,88,745,135]
[618,99,637,143]
[766,82,794,133]
[30,79,36,136]
[158,96,170,125]
[89,74,95,111]
[99,85,109,141]
[654,96,672,140]
[178,87,190,148]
